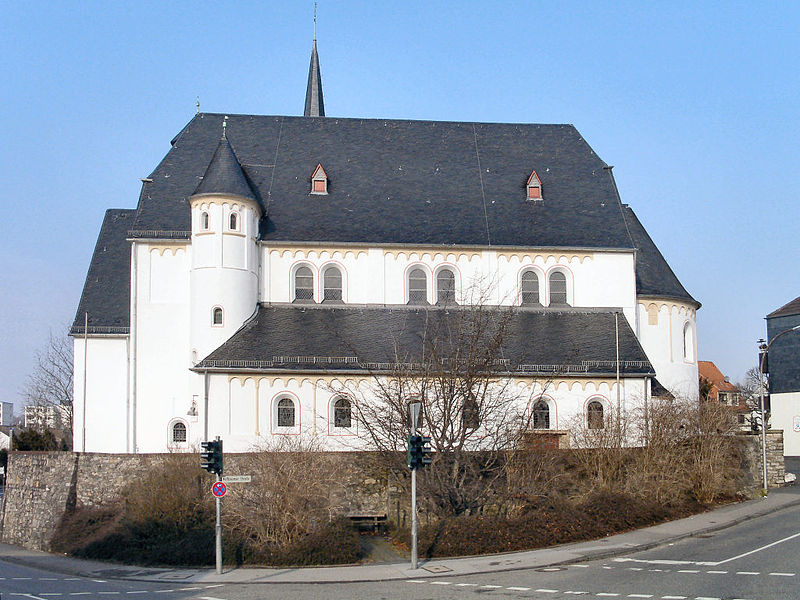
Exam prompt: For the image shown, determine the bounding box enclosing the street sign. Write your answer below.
[222,475,251,483]
[211,481,227,498]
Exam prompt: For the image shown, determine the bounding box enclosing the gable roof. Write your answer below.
[196,304,654,377]
[71,209,135,335]
[767,295,800,319]
[130,113,637,249]
[622,205,698,306]
[698,360,737,392]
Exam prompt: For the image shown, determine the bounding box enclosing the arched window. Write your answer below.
[647,304,659,326]
[587,400,604,429]
[201,211,209,230]
[277,398,295,428]
[532,400,550,429]
[549,271,568,305]
[171,421,187,443]
[229,212,239,231]
[323,266,343,302]
[212,307,223,326]
[436,269,456,304]
[333,397,352,428]
[294,266,314,302]
[521,271,540,306]
[408,268,428,305]
[683,323,695,362]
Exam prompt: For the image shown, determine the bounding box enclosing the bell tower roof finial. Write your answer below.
[304,3,325,117]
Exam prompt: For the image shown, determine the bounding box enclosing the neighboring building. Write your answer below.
[698,360,749,429]
[70,42,700,454]
[24,404,67,431]
[765,296,800,456]
[0,402,13,427]
[0,427,10,450]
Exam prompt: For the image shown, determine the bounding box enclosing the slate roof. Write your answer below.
[130,113,636,249]
[70,210,135,335]
[304,40,325,117]
[196,304,654,377]
[767,296,800,319]
[622,206,698,306]
[192,134,258,203]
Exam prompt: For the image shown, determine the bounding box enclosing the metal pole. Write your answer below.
[215,473,222,574]
[411,466,418,570]
[83,312,88,452]
[758,364,768,494]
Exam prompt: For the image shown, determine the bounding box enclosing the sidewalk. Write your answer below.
[2,486,799,585]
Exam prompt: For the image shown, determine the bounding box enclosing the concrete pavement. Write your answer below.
[2,484,799,585]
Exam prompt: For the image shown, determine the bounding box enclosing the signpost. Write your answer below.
[222,475,251,483]
[200,437,224,574]
[409,401,421,570]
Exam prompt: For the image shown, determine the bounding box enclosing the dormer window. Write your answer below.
[311,163,328,195]
[527,170,542,200]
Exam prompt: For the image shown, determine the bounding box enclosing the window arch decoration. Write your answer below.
[272,393,301,434]
[293,264,315,303]
[169,419,188,446]
[322,263,344,303]
[647,303,660,326]
[200,211,210,230]
[407,265,430,305]
[212,306,224,326]
[532,399,550,429]
[435,266,457,305]
[683,321,695,362]
[329,395,357,434]
[546,267,573,306]
[586,398,606,430]
[228,210,239,231]
[519,268,542,306]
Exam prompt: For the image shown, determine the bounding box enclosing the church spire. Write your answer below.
[304,3,325,117]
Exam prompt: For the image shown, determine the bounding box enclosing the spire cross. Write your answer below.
[313,2,317,41]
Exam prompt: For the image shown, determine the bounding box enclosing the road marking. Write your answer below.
[11,595,49,600]
[602,566,615,569]
[68,595,91,597]
[535,589,559,593]
[597,594,620,597]
[125,593,148,595]
[707,570,727,574]
[430,581,451,585]
[661,596,687,599]
[694,597,720,600]
[39,595,62,598]
[648,569,665,572]
[98,594,120,596]
[615,559,692,566]
[197,597,227,600]
[507,587,531,591]
[736,571,759,575]
[716,531,800,565]
[176,589,201,592]
[565,592,589,595]
[481,584,502,588]
[770,572,795,576]
[573,564,589,568]
[40,578,58,581]
[13,578,33,580]
[92,580,107,583]
[406,580,426,583]
[628,595,653,598]
[677,570,699,573]
[456,583,478,586]
[628,567,644,571]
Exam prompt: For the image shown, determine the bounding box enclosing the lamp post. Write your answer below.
[757,324,800,494]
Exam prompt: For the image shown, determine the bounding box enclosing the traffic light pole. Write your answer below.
[409,402,421,570]
[215,472,222,575]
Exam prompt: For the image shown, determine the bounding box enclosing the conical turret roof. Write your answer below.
[192,133,257,203]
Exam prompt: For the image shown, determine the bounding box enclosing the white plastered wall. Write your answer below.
[636,299,699,400]
[73,336,129,452]
[770,391,800,456]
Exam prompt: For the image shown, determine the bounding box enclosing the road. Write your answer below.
[3,498,800,600]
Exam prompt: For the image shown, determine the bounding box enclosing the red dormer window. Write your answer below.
[527,170,542,200]
[311,163,328,195]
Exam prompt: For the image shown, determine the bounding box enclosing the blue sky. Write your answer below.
[1,1,798,413]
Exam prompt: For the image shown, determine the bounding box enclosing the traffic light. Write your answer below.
[407,435,433,469]
[200,439,223,475]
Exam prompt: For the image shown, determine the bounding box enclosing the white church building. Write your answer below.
[71,42,699,453]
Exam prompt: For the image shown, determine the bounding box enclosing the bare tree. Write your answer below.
[736,366,767,430]
[22,329,73,441]
[343,296,536,519]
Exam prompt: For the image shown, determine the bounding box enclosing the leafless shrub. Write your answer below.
[223,436,348,549]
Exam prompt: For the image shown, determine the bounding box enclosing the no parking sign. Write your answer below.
[211,481,227,498]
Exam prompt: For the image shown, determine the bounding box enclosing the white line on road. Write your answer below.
[534,589,559,593]
[406,580,426,583]
[564,592,589,595]
[197,597,227,600]
[661,596,686,599]
[597,594,620,597]
[628,567,644,571]
[480,584,502,588]
[677,570,699,573]
[716,531,800,565]
[125,593,148,595]
[694,597,721,600]
[507,587,530,591]
[430,581,451,585]
[736,571,759,575]
[11,595,49,600]
[573,564,589,568]
[707,570,727,574]
[769,572,795,576]
[456,583,478,586]
[628,595,653,598]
